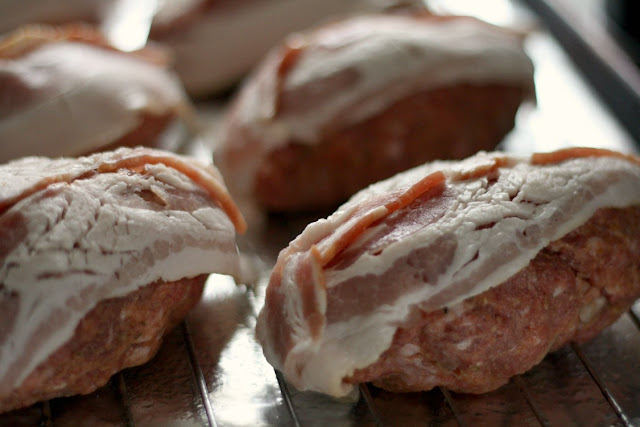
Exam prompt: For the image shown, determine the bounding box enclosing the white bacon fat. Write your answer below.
[256,148,640,397]
[151,0,426,96]
[0,25,193,162]
[0,147,245,396]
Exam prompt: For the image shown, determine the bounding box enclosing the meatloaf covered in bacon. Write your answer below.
[256,147,640,397]
[149,0,425,96]
[0,147,246,413]
[0,24,196,163]
[216,13,535,212]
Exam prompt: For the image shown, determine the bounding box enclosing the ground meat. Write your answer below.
[346,207,640,393]
[255,84,527,211]
[0,275,207,413]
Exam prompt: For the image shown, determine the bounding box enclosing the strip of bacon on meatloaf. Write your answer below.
[256,147,640,397]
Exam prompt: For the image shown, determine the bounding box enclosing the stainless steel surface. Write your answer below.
[2,1,640,425]
[520,0,640,144]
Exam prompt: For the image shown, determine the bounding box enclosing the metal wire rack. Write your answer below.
[2,279,639,426]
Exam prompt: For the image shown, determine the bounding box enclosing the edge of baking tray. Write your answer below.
[521,0,640,146]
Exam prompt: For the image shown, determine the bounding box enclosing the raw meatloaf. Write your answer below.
[256,147,640,397]
[0,24,196,163]
[0,147,246,413]
[216,13,535,212]
[149,0,425,96]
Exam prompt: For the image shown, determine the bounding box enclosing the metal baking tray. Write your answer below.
[2,1,639,425]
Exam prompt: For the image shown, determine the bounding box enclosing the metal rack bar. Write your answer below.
[358,384,385,427]
[577,313,640,423]
[275,370,302,427]
[439,387,468,427]
[572,342,632,427]
[41,401,52,427]
[116,373,134,427]
[513,375,550,427]
[183,321,218,427]
[630,301,640,329]
[518,344,623,426]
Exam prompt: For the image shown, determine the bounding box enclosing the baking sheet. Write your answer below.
[2,0,640,425]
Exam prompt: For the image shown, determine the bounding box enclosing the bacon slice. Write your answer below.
[0,147,245,408]
[149,0,426,96]
[0,24,195,162]
[256,148,640,397]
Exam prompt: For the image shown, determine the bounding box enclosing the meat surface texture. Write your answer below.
[0,24,195,162]
[0,147,245,413]
[255,147,640,397]
[216,13,535,212]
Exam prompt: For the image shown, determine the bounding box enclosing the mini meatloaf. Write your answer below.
[216,13,535,212]
[256,147,640,397]
[0,24,196,163]
[0,147,246,413]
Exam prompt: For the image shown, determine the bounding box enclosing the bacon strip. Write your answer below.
[0,24,169,66]
[531,147,640,166]
[0,148,246,233]
[314,171,445,267]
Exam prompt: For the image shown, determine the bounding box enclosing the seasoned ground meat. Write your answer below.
[0,275,206,413]
[255,84,527,211]
[346,207,640,393]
